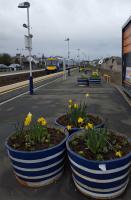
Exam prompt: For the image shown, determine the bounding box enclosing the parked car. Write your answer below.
[9,64,22,71]
[0,64,10,72]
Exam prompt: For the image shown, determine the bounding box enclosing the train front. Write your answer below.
[46,58,58,73]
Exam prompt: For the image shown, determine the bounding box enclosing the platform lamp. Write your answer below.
[18,1,33,95]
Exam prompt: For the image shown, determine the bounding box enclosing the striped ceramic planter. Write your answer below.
[5,130,68,188]
[77,78,89,86]
[88,77,101,84]
[66,131,131,199]
[55,114,105,135]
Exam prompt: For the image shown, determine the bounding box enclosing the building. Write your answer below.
[101,56,122,72]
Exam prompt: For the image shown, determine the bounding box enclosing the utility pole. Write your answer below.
[18,2,33,95]
[77,48,80,72]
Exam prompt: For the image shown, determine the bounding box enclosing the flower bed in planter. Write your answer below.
[66,129,131,199]
[88,71,101,84]
[56,114,104,134]
[5,113,68,187]
[55,100,104,134]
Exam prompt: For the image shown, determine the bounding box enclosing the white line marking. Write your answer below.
[0,76,62,106]
[0,72,63,95]
[0,69,45,77]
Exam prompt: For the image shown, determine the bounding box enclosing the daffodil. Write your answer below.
[24,117,31,126]
[24,112,32,126]
[74,103,78,109]
[115,151,122,158]
[68,99,73,104]
[78,117,84,124]
[67,125,72,130]
[27,112,32,118]
[37,117,47,126]
[87,123,93,129]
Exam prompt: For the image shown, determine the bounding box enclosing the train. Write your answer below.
[45,57,75,73]
[122,16,131,97]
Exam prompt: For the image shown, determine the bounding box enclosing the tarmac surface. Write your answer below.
[0,70,131,200]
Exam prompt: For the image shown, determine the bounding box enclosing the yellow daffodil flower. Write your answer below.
[24,112,32,126]
[68,99,73,104]
[87,123,93,129]
[78,117,84,124]
[74,103,78,109]
[27,112,32,118]
[115,151,122,158]
[67,125,72,130]
[37,117,47,126]
[24,117,31,126]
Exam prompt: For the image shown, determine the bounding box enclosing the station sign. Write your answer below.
[24,35,32,49]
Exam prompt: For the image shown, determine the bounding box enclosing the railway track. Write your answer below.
[0,69,47,87]
[0,67,77,88]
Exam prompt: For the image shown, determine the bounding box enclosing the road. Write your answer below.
[0,70,131,200]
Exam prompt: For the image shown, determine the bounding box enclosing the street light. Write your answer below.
[65,38,70,61]
[65,37,71,77]
[77,48,80,71]
[18,1,33,95]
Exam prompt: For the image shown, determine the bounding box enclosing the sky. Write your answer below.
[0,0,131,60]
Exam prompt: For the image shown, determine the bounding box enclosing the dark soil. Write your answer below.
[7,128,65,151]
[70,131,131,161]
[57,114,102,128]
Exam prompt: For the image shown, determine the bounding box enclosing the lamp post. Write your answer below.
[77,48,80,71]
[82,52,87,69]
[65,38,71,76]
[18,2,33,95]
[65,38,70,60]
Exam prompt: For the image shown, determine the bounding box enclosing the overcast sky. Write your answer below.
[0,0,131,60]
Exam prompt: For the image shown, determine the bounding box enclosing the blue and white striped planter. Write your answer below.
[66,131,131,199]
[88,77,101,84]
[5,130,68,187]
[55,114,105,135]
[77,77,89,86]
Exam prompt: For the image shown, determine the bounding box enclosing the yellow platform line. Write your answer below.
[0,72,63,95]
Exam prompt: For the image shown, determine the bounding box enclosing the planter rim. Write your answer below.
[66,130,131,163]
[5,128,68,154]
[55,113,105,130]
[77,77,88,79]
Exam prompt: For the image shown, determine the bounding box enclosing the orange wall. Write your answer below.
[123,24,131,54]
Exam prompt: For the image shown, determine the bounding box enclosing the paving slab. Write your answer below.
[0,70,131,200]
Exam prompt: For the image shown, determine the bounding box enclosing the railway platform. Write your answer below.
[0,70,131,200]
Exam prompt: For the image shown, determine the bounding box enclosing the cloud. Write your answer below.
[0,0,130,59]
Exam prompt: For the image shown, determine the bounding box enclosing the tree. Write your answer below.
[0,53,12,66]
